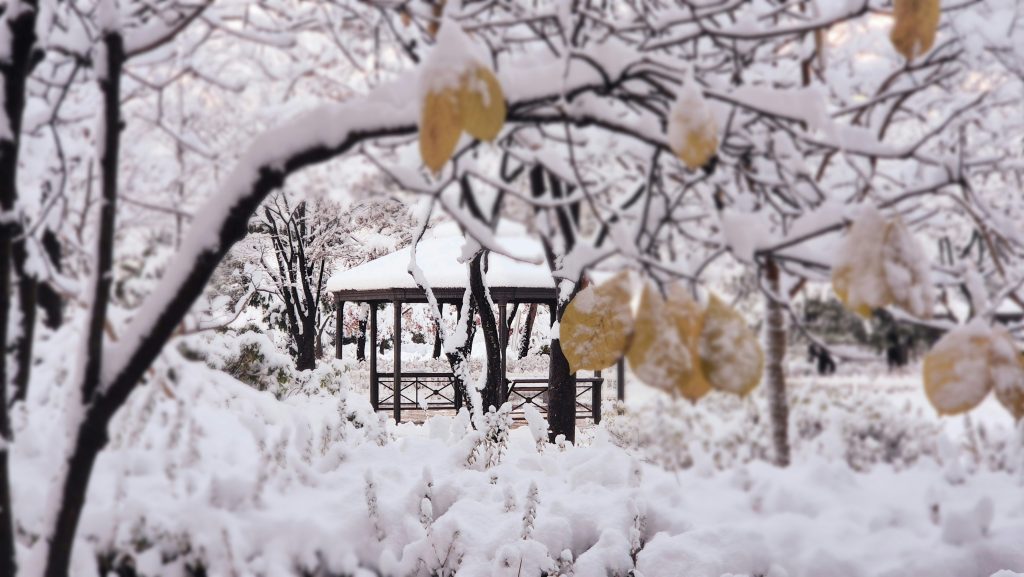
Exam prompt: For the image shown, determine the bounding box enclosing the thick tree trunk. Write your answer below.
[547,283,580,444]
[470,252,503,412]
[546,337,576,444]
[296,318,318,371]
[765,257,791,467]
[446,294,478,411]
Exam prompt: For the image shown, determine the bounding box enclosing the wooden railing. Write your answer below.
[373,372,605,424]
[506,377,604,424]
[376,372,459,412]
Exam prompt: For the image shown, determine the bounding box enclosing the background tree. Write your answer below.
[250,194,344,370]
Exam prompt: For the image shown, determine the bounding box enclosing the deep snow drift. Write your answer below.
[11,357,1024,577]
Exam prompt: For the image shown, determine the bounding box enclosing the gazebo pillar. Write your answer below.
[335,297,344,360]
[393,299,402,424]
[369,303,378,410]
[498,301,508,402]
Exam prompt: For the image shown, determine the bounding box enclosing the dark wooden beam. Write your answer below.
[499,301,508,402]
[393,299,402,424]
[335,297,344,360]
[332,286,557,305]
[370,304,378,410]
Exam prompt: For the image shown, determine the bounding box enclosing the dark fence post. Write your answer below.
[593,370,602,424]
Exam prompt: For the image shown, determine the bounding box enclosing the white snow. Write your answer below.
[327,221,554,292]
[12,361,1024,577]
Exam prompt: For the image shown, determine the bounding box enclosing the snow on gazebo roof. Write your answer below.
[326,221,555,294]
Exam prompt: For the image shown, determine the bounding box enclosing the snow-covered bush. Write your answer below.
[181,331,352,398]
[605,382,1022,474]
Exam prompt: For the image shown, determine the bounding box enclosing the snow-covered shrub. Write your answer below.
[604,394,771,471]
[181,330,293,395]
[605,381,1022,474]
[181,330,352,398]
[465,404,513,469]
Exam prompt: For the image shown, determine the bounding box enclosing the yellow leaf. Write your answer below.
[677,126,718,170]
[890,0,940,60]
[922,321,1002,416]
[831,264,875,318]
[832,207,931,318]
[993,331,1024,422]
[995,371,1024,422]
[668,84,718,170]
[665,283,711,402]
[559,271,635,373]
[881,218,933,318]
[459,67,506,141]
[419,87,462,173]
[699,294,763,397]
[627,282,693,392]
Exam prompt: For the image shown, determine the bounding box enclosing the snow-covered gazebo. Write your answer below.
[327,223,620,423]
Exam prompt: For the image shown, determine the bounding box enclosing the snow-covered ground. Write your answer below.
[11,357,1024,577]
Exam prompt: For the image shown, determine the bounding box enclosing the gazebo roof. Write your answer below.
[327,221,556,303]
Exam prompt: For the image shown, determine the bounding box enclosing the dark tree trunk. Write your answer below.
[357,317,368,361]
[518,303,537,359]
[446,295,477,411]
[765,257,791,467]
[296,317,318,371]
[38,228,64,329]
[547,300,577,444]
[0,5,40,574]
[469,252,503,412]
[38,57,420,577]
[432,319,443,359]
[10,236,37,403]
[12,239,37,404]
[45,30,123,577]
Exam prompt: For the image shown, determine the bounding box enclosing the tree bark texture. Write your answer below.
[765,257,791,467]
[469,252,503,412]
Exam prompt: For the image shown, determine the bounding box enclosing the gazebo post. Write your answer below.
[393,299,402,424]
[369,303,378,410]
[335,296,344,360]
[616,357,625,401]
[499,300,508,402]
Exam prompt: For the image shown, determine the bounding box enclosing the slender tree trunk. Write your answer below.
[38,228,64,329]
[0,5,40,573]
[470,252,502,412]
[765,257,791,467]
[432,319,442,359]
[518,303,537,359]
[45,30,124,577]
[357,316,368,361]
[12,240,38,402]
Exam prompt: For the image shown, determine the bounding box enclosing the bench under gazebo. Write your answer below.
[326,223,625,423]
